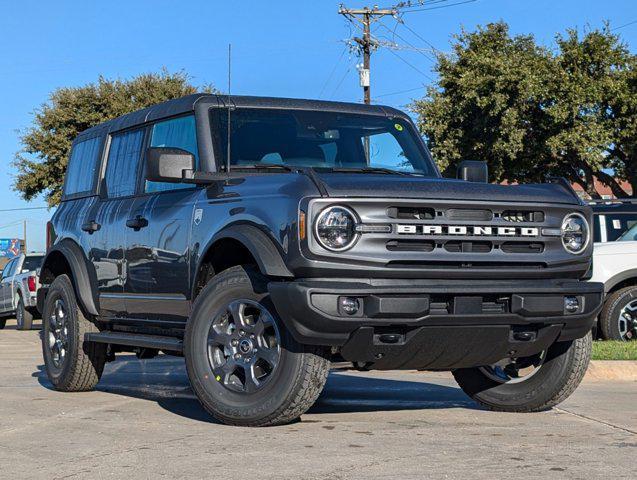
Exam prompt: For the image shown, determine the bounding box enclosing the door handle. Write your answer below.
[126,215,148,231]
[81,220,101,234]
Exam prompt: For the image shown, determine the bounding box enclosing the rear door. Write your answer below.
[85,127,146,317]
[123,115,199,322]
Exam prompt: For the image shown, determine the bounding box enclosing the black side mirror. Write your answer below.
[145,147,196,183]
[457,160,488,183]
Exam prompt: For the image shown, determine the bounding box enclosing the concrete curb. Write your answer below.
[585,360,637,382]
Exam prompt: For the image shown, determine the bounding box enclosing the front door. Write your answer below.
[123,115,200,323]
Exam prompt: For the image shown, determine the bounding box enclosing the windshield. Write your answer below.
[618,223,637,242]
[211,108,437,176]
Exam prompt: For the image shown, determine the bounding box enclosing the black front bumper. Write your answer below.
[268,278,604,370]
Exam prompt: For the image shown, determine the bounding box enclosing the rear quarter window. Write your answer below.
[64,136,103,197]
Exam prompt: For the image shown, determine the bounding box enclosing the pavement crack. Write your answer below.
[555,407,637,435]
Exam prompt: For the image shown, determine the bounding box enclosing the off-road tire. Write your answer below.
[41,274,106,391]
[185,265,330,427]
[599,286,637,341]
[16,294,33,330]
[453,332,592,412]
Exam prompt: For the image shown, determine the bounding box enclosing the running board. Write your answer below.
[84,332,183,353]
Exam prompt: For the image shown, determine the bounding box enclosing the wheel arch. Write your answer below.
[604,269,637,295]
[192,224,293,299]
[39,239,99,316]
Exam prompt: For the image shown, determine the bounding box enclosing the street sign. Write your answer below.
[0,239,22,258]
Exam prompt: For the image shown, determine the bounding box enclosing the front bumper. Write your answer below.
[268,278,604,370]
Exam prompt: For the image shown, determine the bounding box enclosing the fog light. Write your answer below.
[565,296,579,314]
[339,297,360,315]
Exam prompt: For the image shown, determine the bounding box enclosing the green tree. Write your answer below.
[413,22,636,198]
[14,71,215,206]
[413,23,555,183]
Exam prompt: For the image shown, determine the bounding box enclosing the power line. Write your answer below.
[0,220,25,230]
[0,206,49,212]
[330,64,354,99]
[376,22,436,61]
[384,48,435,81]
[373,85,426,99]
[612,19,637,31]
[399,21,442,53]
[318,45,349,98]
[398,0,477,13]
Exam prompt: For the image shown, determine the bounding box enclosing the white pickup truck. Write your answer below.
[590,224,637,341]
[0,253,44,330]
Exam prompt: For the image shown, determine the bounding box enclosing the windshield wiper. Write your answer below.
[229,163,295,172]
[325,167,415,176]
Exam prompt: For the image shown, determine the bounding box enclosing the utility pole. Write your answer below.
[338,5,397,104]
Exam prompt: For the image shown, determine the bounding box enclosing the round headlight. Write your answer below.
[561,213,590,254]
[314,206,359,251]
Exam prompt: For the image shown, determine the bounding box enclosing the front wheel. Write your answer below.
[16,295,33,330]
[185,266,330,427]
[599,286,637,341]
[453,332,592,412]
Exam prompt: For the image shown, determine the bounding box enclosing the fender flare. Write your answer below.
[201,224,293,279]
[603,268,637,294]
[40,239,99,316]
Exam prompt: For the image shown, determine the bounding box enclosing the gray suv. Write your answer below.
[38,94,603,426]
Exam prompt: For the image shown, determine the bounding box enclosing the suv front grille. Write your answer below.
[307,198,587,278]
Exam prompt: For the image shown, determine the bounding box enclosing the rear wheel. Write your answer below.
[600,286,637,341]
[453,332,591,412]
[0,318,5,330]
[185,266,330,427]
[41,274,106,391]
[16,295,33,330]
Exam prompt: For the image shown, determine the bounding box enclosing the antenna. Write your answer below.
[226,43,232,173]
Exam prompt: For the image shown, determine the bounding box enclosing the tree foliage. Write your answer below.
[413,22,637,198]
[14,71,215,206]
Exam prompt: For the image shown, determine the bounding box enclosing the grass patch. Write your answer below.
[592,341,637,361]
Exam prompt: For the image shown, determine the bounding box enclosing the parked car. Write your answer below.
[0,253,44,330]
[38,94,602,427]
[590,224,637,341]
[590,200,637,243]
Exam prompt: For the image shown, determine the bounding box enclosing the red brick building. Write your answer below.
[571,178,633,200]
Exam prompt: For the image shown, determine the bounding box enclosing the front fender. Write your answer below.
[204,224,294,279]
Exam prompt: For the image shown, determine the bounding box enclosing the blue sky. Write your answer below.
[1,0,636,251]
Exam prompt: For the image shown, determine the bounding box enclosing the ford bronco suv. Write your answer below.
[39,94,603,426]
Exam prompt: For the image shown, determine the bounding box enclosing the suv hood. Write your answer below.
[314,173,580,205]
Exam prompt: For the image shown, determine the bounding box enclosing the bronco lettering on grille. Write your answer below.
[396,225,539,237]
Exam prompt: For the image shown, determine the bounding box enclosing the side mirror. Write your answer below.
[457,160,488,183]
[145,147,196,184]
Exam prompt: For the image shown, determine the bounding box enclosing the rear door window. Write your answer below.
[64,137,102,197]
[22,256,43,272]
[105,128,145,198]
[145,115,198,193]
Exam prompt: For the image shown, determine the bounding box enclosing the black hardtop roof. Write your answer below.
[75,94,409,141]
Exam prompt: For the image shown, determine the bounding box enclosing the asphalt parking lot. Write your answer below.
[0,321,635,480]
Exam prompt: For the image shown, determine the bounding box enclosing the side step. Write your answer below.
[84,332,183,353]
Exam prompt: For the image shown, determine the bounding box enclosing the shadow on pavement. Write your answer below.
[32,354,477,424]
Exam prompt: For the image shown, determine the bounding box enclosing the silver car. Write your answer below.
[0,253,44,330]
